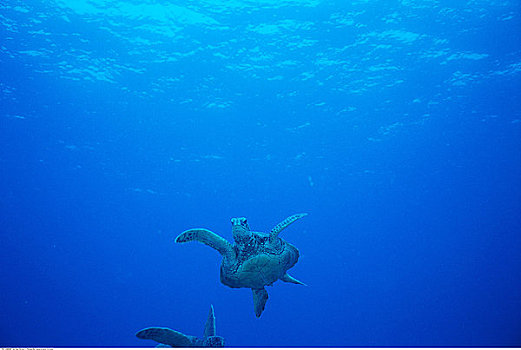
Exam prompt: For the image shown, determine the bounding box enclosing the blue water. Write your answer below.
[1,0,520,347]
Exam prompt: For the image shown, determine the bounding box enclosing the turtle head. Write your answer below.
[204,336,225,347]
[231,217,251,244]
[231,217,249,230]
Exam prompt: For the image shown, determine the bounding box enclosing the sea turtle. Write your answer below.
[175,213,307,317]
[135,305,224,347]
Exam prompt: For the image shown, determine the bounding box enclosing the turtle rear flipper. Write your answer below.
[136,327,194,347]
[176,229,235,260]
[269,213,308,239]
[281,272,306,286]
[252,288,269,318]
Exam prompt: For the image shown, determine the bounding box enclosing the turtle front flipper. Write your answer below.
[136,327,195,347]
[176,229,235,260]
[204,305,216,338]
[269,213,308,239]
[252,288,269,318]
[202,305,224,347]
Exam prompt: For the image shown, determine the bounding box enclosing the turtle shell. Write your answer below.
[220,239,300,289]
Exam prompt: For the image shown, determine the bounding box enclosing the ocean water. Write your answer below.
[1,0,520,347]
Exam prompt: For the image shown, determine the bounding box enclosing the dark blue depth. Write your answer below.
[1,0,520,347]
